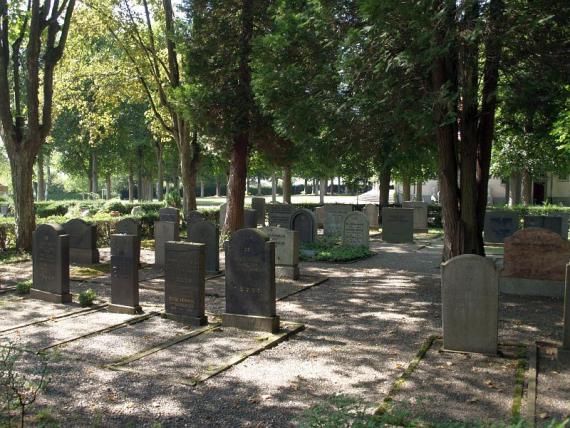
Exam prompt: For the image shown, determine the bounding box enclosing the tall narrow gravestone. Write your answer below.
[315,206,326,228]
[267,204,294,228]
[342,211,370,248]
[363,204,379,229]
[484,211,520,243]
[159,207,180,224]
[63,219,99,264]
[441,255,498,354]
[165,242,207,326]
[382,208,414,243]
[324,204,352,236]
[251,197,266,226]
[116,218,141,266]
[219,203,227,226]
[187,220,220,275]
[290,208,317,244]
[263,226,300,280]
[402,201,429,232]
[244,209,258,229]
[223,229,279,332]
[564,264,570,349]
[524,215,568,240]
[31,224,72,303]
[109,234,141,314]
[154,221,179,267]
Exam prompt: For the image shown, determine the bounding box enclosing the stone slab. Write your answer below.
[382,208,414,243]
[363,204,379,229]
[402,201,429,231]
[275,265,300,280]
[30,289,72,304]
[342,211,369,247]
[499,277,564,298]
[484,211,520,243]
[324,204,352,236]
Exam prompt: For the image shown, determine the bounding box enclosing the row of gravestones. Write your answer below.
[31,224,283,333]
[441,253,570,353]
[484,211,569,243]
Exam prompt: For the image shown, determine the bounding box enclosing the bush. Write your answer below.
[165,191,182,209]
[34,202,69,218]
[78,289,97,307]
[15,280,32,295]
[301,237,374,262]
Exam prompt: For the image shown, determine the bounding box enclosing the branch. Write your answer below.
[0,0,15,143]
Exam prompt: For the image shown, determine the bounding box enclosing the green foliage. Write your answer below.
[165,191,182,210]
[301,237,373,262]
[15,280,32,295]
[78,289,97,307]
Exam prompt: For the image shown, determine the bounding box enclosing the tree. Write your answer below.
[0,0,76,249]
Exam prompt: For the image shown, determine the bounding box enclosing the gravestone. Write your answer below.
[441,255,498,354]
[402,201,429,232]
[130,206,143,216]
[116,218,141,266]
[219,203,227,226]
[484,211,520,243]
[154,221,180,267]
[342,211,370,248]
[251,197,266,226]
[363,204,379,229]
[186,210,206,226]
[244,209,258,229]
[223,229,279,332]
[165,242,207,326]
[267,204,294,228]
[159,207,180,224]
[565,264,570,349]
[109,234,141,314]
[187,220,220,275]
[324,204,353,236]
[263,226,300,280]
[382,208,414,243]
[31,224,71,303]
[290,208,317,244]
[315,206,326,228]
[524,215,568,240]
[0,204,8,217]
[62,218,99,264]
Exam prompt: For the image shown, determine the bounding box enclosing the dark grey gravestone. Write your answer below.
[62,218,99,264]
[154,221,180,267]
[342,211,370,248]
[244,209,258,229]
[165,242,207,326]
[524,215,568,240]
[116,218,141,267]
[267,204,294,228]
[187,220,220,275]
[441,255,498,354]
[31,224,71,303]
[251,197,266,226]
[109,234,141,314]
[223,229,279,332]
[484,211,520,243]
[263,226,300,280]
[186,210,206,226]
[159,207,180,224]
[290,208,317,244]
[382,208,414,243]
[324,204,352,236]
[219,203,227,226]
[564,263,570,349]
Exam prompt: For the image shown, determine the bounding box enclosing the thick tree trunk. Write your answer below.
[379,169,391,207]
[272,174,277,203]
[37,152,45,201]
[282,166,292,204]
[415,181,423,202]
[403,176,411,202]
[88,154,94,194]
[128,163,134,203]
[179,130,199,213]
[156,143,164,201]
[509,173,521,206]
[504,179,510,205]
[9,151,36,250]
[137,147,143,202]
[224,134,248,233]
[105,174,111,200]
[522,169,532,206]
[320,178,326,204]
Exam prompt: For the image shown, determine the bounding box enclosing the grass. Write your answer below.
[300,236,374,262]
[69,263,110,280]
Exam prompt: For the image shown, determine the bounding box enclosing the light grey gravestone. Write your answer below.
[524,214,568,240]
[363,204,379,229]
[290,208,317,244]
[315,206,326,228]
[154,221,180,267]
[223,229,279,333]
[324,204,353,236]
[109,234,141,314]
[130,206,143,216]
[165,242,207,326]
[187,220,220,275]
[62,218,99,264]
[263,226,300,280]
[251,197,266,226]
[219,203,227,226]
[267,203,294,228]
[186,210,206,226]
[244,209,258,229]
[382,208,414,243]
[484,211,520,243]
[342,211,370,248]
[31,224,72,303]
[159,207,180,224]
[402,201,429,232]
[441,255,498,354]
[564,263,570,349]
[116,218,141,267]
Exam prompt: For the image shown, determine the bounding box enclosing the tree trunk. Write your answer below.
[46,152,51,200]
[504,179,510,205]
[319,178,326,204]
[282,166,292,204]
[105,174,111,200]
[509,173,521,206]
[272,174,277,203]
[402,176,411,202]
[179,130,199,213]
[88,154,94,194]
[379,168,391,207]
[330,177,335,196]
[224,134,248,233]
[312,179,317,195]
[137,147,143,202]
[257,176,262,195]
[155,142,164,201]
[338,176,342,194]
[128,162,134,203]
[37,152,45,201]
[522,169,532,206]
[200,180,205,198]
[8,151,36,250]
[215,176,220,197]
[92,151,98,195]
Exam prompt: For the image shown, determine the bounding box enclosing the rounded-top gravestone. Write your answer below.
[187,220,220,275]
[289,208,317,243]
[62,218,99,264]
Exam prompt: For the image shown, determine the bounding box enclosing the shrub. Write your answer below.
[165,191,182,209]
[78,289,97,307]
[15,280,32,295]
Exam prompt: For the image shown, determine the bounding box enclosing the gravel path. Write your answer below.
[536,347,570,425]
